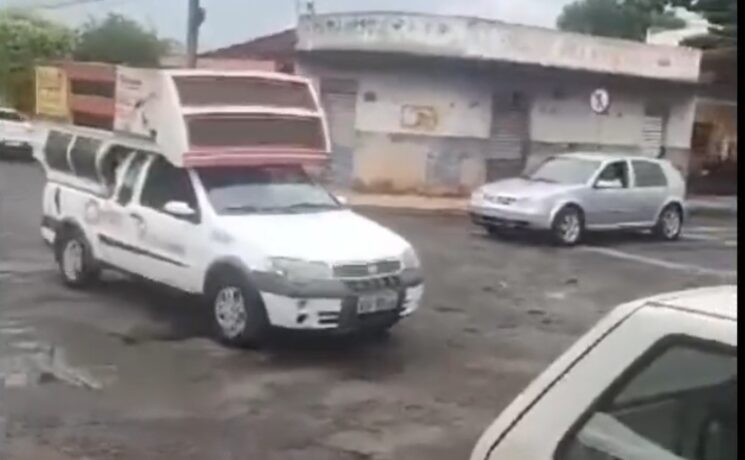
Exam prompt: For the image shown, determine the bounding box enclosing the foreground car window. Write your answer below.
[557,339,737,460]
[197,166,341,214]
[527,157,601,185]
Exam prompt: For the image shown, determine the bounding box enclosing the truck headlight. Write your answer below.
[402,247,421,269]
[471,188,485,203]
[270,257,332,282]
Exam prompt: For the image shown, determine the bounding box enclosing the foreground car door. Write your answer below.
[472,306,737,460]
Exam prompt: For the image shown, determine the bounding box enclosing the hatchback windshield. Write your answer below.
[526,156,601,185]
[197,166,341,214]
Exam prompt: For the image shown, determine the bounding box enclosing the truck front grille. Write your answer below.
[333,260,402,279]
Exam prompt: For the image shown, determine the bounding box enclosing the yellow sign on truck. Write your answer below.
[35,66,71,120]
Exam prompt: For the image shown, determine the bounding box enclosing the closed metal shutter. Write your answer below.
[487,93,528,181]
[320,79,357,186]
[642,115,664,157]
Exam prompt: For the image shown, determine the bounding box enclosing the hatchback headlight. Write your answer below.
[402,247,421,269]
[270,257,332,282]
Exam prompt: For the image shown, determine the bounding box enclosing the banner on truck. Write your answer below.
[35,66,70,120]
[114,66,160,138]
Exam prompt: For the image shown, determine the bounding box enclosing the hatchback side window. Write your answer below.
[633,160,668,188]
[116,152,148,206]
[556,339,737,460]
[140,157,199,220]
[595,161,629,188]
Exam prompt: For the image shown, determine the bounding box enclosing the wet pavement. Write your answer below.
[0,161,737,459]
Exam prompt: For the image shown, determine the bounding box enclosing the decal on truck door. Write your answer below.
[98,234,186,267]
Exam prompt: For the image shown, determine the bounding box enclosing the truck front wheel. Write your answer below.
[207,270,270,348]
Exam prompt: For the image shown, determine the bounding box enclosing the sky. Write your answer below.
[4,0,577,52]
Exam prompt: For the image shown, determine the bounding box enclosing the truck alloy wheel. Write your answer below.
[56,229,98,288]
[209,272,269,348]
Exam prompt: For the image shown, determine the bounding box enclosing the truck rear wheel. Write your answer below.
[56,227,99,288]
[208,270,270,348]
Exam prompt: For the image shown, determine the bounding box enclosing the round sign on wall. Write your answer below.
[590,88,611,114]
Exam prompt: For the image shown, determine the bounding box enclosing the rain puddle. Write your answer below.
[0,322,110,390]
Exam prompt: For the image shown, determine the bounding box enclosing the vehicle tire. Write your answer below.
[486,225,506,238]
[208,270,270,348]
[551,205,584,246]
[55,227,99,288]
[653,204,683,241]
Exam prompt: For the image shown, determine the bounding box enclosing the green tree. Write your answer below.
[0,10,74,111]
[74,14,167,67]
[676,0,737,49]
[558,0,686,41]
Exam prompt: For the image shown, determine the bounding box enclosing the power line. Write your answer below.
[16,0,117,11]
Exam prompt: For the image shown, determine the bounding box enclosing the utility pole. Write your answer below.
[186,0,205,68]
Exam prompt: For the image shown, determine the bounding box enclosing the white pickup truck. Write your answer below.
[38,69,423,347]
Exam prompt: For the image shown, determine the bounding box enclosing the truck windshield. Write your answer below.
[197,165,341,215]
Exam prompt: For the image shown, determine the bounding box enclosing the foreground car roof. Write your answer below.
[644,285,737,320]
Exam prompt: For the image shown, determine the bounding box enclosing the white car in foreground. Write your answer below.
[471,285,736,460]
[0,107,34,160]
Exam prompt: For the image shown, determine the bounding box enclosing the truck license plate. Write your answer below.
[357,291,398,314]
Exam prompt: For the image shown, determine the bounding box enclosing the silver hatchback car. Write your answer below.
[469,153,687,245]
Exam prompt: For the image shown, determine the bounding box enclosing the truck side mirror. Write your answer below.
[163,201,196,217]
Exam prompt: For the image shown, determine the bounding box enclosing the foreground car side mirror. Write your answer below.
[335,195,349,205]
[163,201,196,217]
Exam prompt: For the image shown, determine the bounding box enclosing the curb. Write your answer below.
[353,203,736,218]
[351,204,468,216]
[686,205,738,218]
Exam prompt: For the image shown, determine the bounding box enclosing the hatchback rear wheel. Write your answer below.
[653,205,683,241]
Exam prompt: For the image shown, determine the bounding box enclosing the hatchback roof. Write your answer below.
[561,152,668,163]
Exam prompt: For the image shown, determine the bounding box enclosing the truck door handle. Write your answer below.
[129,212,142,221]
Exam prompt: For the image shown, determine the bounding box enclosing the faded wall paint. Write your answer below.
[531,87,645,146]
[297,58,696,194]
[355,71,491,138]
[298,12,701,83]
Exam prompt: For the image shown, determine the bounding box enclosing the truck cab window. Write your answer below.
[116,152,148,206]
[140,157,198,215]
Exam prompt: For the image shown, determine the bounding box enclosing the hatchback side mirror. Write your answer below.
[594,179,623,190]
[163,201,196,217]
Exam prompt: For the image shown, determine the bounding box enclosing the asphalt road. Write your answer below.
[0,161,737,460]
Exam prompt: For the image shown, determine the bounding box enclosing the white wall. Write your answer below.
[354,71,492,139]
[531,86,645,146]
[298,13,702,83]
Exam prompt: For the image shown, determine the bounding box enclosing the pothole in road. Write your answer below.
[0,324,111,391]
